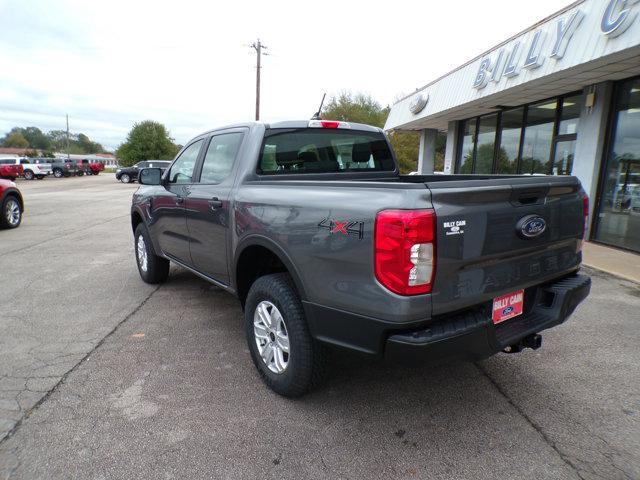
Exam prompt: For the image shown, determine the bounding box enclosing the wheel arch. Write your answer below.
[234,236,307,307]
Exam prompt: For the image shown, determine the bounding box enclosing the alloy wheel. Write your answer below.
[5,199,20,226]
[136,234,148,272]
[254,301,290,374]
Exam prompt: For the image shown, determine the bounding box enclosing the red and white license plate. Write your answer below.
[492,289,524,324]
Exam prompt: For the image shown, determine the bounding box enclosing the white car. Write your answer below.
[17,158,52,180]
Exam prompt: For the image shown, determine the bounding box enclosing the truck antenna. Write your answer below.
[311,93,326,120]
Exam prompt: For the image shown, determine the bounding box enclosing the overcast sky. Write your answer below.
[0,0,567,151]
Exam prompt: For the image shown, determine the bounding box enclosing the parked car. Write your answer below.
[47,158,79,178]
[88,161,105,175]
[0,160,24,181]
[116,160,171,183]
[130,120,591,397]
[17,158,52,180]
[0,178,23,229]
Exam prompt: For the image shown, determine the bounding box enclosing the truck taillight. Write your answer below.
[374,209,436,296]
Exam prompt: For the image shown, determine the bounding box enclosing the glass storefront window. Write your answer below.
[459,119,476,174]
[475,114,497,174]
[551,139,576,175]
[521,100,556,174]
[454,93,583,175]
[497,108,523,174]
[558,95,581,135]
[594,78,640,252]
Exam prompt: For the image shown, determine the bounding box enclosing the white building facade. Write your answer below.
[385,0,640,252]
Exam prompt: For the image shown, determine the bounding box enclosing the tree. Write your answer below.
[321,92,445,174]
[322,92,389,127]
[116,121,179,167]
[3,132,29,148]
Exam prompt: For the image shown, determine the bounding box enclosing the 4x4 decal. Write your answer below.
[318,218,364,239]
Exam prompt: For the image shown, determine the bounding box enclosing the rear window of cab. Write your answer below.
[258,128,395,175]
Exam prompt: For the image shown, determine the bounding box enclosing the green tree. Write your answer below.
[3,132,29,148]
[322,92,389,127]
[321,92,445,174]
[116,120,179,167]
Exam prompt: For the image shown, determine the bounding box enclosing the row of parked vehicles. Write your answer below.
[0,157,105,181]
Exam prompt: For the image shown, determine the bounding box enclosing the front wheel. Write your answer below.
[23,170,34,180]
[120,173,131,183]
[36,175,45,180]
[77,170,84,176]
[134,223,169,284]
[0,195,22,229]
[53,169,63,178]
[245,273,327,397]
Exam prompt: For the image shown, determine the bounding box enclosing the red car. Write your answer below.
[88,161,105,175]
[0,162,24,181]
[0,178,23,229]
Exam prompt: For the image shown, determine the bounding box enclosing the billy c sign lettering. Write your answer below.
[473,0,638,89]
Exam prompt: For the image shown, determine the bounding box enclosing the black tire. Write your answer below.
[36,175,45,180]
[245,273,327,397]
[0,194,22,229]
[134,223,169,284]
[23,170,34,180]
[77,170,84,176]
[53,168,63,178]
[121,173,131,183]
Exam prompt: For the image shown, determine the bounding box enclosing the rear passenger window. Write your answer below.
[199,133,243,184]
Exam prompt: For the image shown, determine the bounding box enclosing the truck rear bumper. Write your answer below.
[385,274,590,363]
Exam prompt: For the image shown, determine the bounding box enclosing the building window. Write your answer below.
[475,114,498,174]
[497,107,523,174]
[521,100,556,174]
[455,93,582,175]
[593,76,640,252]
[458,119,476,173]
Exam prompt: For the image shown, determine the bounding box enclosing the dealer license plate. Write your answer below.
[492,289,524,324]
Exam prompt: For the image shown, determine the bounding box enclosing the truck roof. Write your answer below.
[201,120,383,136]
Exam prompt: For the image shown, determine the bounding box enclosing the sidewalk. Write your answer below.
[582,242,640,284]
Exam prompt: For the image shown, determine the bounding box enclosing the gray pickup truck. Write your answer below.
[130,120,591,397]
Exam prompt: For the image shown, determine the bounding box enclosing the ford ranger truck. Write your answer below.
[130,120,591,397]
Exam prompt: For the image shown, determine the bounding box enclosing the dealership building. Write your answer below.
[385,0,640,252]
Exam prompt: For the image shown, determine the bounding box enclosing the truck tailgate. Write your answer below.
[426,176,585,316]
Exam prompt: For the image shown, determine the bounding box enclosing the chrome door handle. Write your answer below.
[175,196,184,205]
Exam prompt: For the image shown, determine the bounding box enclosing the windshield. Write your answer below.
[258,128,395,175]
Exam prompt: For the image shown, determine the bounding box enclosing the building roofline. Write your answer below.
[393,0,583,105]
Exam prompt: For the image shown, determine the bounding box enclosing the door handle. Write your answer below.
[208,197,223,210]
[175,196,184,205]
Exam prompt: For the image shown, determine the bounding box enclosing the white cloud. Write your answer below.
[0,0,568,150]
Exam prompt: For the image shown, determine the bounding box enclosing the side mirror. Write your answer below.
[139,167,162,185]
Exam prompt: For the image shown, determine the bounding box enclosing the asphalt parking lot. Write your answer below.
[0,174,639,479]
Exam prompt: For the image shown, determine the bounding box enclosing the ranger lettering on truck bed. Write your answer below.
[130,119,591,397]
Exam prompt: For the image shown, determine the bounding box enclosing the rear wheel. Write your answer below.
[23,170,34,180]
[134,223,169,284]
[53,168,63,178]
[245,273,327,397]
[1,195,22,229]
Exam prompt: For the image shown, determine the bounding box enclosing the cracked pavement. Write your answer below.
[1,175,639,479]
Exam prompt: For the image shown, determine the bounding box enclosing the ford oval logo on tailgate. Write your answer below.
[517,215,547,238]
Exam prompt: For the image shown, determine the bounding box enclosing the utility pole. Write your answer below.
[66,114,70,161]
[250,39,267,121]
